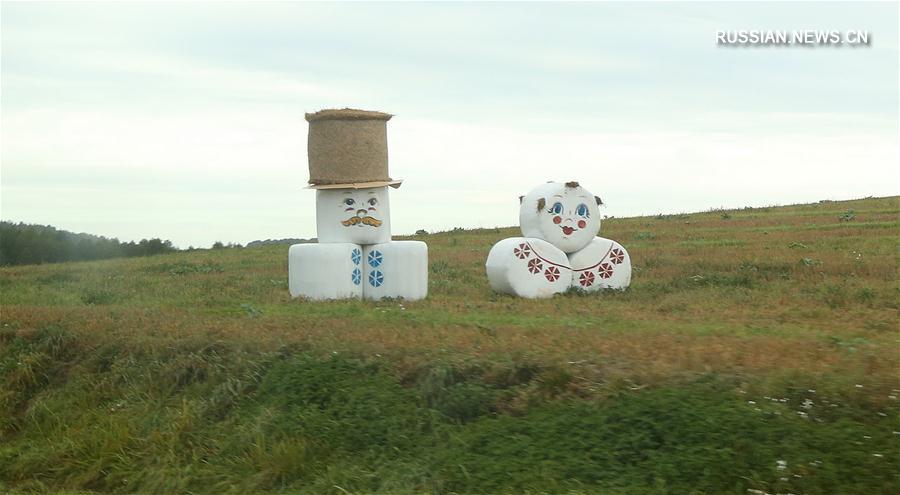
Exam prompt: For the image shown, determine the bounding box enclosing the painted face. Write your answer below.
[519,181,601,253]
[316,186,391,244]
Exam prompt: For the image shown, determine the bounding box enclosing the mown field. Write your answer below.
[1,196,898,494]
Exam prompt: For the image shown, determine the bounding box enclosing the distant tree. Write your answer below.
[0,221,177,266]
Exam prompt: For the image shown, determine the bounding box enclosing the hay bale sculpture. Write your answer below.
[288,109,427,301]
[486,181,631,298]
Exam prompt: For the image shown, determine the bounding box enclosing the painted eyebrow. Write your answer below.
[552,195,563,199]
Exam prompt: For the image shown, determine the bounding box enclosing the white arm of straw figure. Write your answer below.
[362,241,428,301]
[568,238,632,291]
[289,243,365,300]
[486,238,571,298]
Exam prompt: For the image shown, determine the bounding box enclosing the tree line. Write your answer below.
[0,221,177,266]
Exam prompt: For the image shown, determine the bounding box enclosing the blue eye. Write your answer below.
[576,204,589,217]
[550,202,563,215]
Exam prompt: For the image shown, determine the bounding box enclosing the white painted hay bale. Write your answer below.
[519,181,602,254]
[486,237,571,298]
[568,237,632,290]
[316,186,392,245]
[288,243,364,300]
[362,241,428,301]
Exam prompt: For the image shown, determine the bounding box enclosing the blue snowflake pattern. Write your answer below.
[368,269,384,287]
[367,250,383,268]
[351,248,362,266]
[351,267,361,286]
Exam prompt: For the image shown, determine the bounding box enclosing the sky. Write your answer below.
[2,1,898,248]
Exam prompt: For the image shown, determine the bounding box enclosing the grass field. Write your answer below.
[1,196,898,494]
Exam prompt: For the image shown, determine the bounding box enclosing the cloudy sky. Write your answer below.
[2,1,897,248]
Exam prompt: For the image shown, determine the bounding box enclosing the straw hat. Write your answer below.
[305,108,403,189]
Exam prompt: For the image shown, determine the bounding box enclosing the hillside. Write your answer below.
[1,196,898,494]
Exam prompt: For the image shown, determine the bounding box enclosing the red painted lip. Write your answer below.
[561,226,577,235]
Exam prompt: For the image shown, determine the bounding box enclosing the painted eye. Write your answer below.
[368,198,378,206]
[576,204,589,217]
[343,198,355,206]
[549,202,563,215]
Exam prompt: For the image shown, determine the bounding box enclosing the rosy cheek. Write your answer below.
[578,220,586,228]
[553,216,562,224]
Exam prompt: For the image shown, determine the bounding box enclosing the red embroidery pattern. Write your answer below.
[579,271,595,287]
[610,248,625,265]
[514,243,531,259]
[598,262,613,279]
[545,266,560,282]
[513,241,569,283]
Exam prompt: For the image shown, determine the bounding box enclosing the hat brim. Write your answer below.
[306,179,403,190]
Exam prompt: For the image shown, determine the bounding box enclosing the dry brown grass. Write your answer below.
[2,196,897,401]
